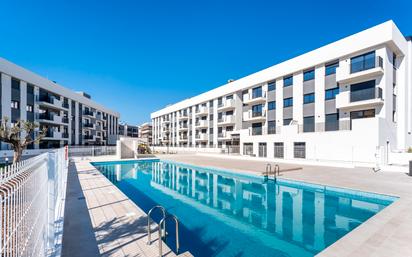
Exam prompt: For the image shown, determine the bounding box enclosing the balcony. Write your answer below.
[244,110,266,122]
[38,113,63,125]
[163,119,170,124]
[83,123,95,129]
[217,115,236,125]
[217,99,236,110]
[84,135,94,140]
[38,95,67,110]
[43,130,69,141]
[83,110,95,117]
[249,126,267,136]
[195,120,208,128]
[179,124,188,131]
[62,117,69,124]
[336,56,383,84]
[179,113,189,120]
[243,91,266,105]
[195,106,208,116]
[195,133,208,141]
[179,135,188,141]
[217,131,232,140]
[336,87,383,109]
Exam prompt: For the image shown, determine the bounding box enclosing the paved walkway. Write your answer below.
[62,159,192,257]
[160,154,412,257]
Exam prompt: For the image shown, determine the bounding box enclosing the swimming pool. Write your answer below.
[92,159,397,257]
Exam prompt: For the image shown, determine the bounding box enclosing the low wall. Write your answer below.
[152,146,223,154]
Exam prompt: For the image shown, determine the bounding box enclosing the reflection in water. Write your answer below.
[95,161,392,257]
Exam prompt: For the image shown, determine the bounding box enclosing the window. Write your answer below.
[294,142,306,158]
[283,76,293,87]
[11,78,20,90]
[325,113,339,131]
[274,142,284,158]
[226,95,233,100]
[303,93,315,104]
[209,100,214,107]
[350,80,377,102]
[283,97,293,107]
[351,51,376,73]
[283,118,292,125]
[252,123,262,135]
[258,143,267,157]
[268,101,276,110]
[11,100,19,109]
[252,87,262,98]
[243,143,253,155]
[268,121,276,134]
[303,69,315,81]
[252,104,263,117]
[26,104,33,112]
[325,61,339,75]
[303,116,315,132]
[268,81,276,91]
[325,87,339,100]
[350,109,375,120]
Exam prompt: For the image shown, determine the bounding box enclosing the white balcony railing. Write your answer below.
[0,148,68,257]
[217,99,236,110]
[195,120,208,128]
[195,133,208,141]
[195,106,208,116]
[218,115,235,124]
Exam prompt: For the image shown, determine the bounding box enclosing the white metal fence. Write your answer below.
[68,145,116,157]
[0,147,68,257]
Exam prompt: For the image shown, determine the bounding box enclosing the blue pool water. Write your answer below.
[92,160,397,257]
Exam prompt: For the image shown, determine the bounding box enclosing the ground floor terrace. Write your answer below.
[62,153,412,257]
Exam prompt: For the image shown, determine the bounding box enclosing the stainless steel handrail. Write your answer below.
[263,163,272,182]
[147,205,166,245]
[158,214,180,257]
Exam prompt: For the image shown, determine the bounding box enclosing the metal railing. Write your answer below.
[0,147,68,257]
[68,146,116,157]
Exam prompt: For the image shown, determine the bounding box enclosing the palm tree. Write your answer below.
[0,117,46,163]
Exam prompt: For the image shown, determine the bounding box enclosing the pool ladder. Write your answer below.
[147,205,180,257]
[263,163,280,182]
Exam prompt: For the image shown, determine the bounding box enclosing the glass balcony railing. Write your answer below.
[39,113,54,120]
[252,111,263,118]
[350,87,382,102]
[83,110,94,116]
[350,56,383,74]
[251,128,262,135]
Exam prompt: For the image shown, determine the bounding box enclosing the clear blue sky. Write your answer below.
[0,0,411,124]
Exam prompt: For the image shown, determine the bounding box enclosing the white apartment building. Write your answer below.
[139,122,152,144]
[151,21,412,165]
[0,57,120,150]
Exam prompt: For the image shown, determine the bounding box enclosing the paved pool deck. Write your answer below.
[62,158,192,257]
[62,154,412,257]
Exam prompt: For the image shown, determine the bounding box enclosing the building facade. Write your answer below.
[0,57,120,149]
[151,21,412,164]
[138,122,152,144]
[118,123,139,138]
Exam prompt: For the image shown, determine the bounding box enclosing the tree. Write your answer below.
[0,117,46,163]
